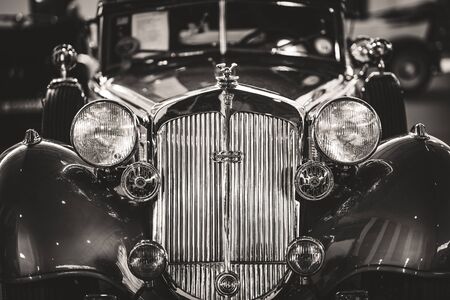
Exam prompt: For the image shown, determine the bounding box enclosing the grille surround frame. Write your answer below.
[152,104,302,300]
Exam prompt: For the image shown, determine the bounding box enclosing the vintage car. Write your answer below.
[1,0,449,300]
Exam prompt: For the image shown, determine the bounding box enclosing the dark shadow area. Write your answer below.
[406,74,450,144]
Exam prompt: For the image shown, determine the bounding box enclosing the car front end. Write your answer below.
[1,1,450,300]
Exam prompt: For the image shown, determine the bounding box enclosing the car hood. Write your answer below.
[109,58,341,102]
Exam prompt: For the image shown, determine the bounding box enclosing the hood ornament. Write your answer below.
[216,63,239,89]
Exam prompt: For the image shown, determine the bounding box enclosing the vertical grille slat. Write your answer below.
[154,112,300,300]
[229,113,298,263]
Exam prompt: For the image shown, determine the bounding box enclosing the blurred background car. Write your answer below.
[349,0,450,147]
[351,0,450,93]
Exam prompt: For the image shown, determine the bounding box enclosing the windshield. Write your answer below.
[107,1,341,67]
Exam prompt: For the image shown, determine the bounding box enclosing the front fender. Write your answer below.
[311,134,450,295]
[0,140,144,292]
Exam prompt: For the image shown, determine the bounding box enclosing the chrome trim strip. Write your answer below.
[236,84,303,114]
[219,87,234,274]
[108,83,157,112]
[95,79,304,126]
[90,76,150,122]
[296,75,359,114]
[150,84,304,134]
[304,76,359,120]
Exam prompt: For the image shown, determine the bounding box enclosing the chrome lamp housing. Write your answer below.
[295,97,381,201]
[70,99,140,168]
[70,99,161,202]
[311,97,382,165]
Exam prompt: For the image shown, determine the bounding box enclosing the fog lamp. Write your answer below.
[286,237,325,276]
[128,240,167,281]
[121,162,160,202]
[295,161,334,201]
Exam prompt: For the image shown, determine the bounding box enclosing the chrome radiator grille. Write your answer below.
[153,112,300,300]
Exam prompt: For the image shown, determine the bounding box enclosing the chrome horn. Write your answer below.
[52,44,77,79]
[368,38,393,71]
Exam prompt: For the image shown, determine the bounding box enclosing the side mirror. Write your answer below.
[345,0,369,20]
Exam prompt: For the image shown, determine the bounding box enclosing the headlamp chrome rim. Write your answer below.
[70,99,139,168]
[313,96,382,165]
[286,236,325,276]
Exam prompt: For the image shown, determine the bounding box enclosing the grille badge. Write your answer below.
[215,271,240,297]
[211,150,243,163]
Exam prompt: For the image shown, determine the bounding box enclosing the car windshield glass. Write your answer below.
[110,1,340,63]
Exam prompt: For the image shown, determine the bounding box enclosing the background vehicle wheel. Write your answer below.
[389,48,431,93]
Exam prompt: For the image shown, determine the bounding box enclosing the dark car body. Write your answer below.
[0,1,449,300]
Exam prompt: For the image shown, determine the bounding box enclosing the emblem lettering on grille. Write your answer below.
[211,150,243,163]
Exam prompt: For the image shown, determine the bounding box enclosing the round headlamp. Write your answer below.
[128,240,167,281]
[71,100,138,167]
[314,97,381,164]
[286,237,325,276]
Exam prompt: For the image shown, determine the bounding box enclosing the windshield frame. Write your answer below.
[97,0,346,73]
